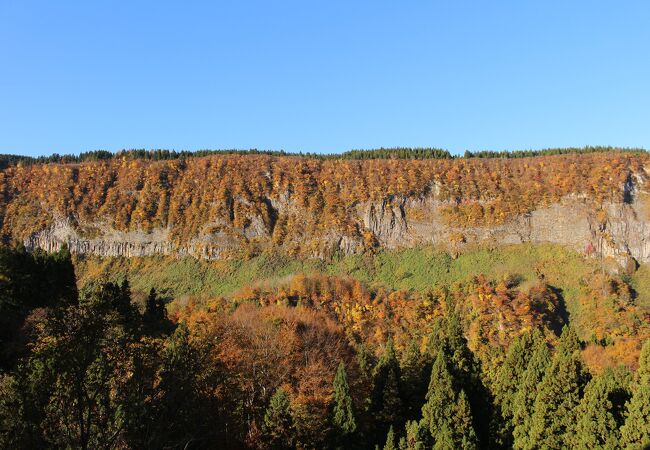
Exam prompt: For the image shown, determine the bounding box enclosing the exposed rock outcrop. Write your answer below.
[7,153,648,265]
[23,188,650,265]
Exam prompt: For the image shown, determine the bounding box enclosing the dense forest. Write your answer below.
[0,245,649,449]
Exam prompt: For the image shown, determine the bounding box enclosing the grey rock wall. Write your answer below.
[24,187,650,265]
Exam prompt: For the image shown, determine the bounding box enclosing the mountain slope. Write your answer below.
[1,150,647,266]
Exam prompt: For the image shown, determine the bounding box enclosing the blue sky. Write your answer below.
[1,1,648,156]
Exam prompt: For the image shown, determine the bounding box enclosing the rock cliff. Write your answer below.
[0,152,646,265]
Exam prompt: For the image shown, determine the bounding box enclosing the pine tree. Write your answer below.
[143,287,167,329]
[402,420,426,450]
[556,324,582,356]
[528,348,589,449]
[371,337,403,439]
[620,340,650,449]
[420,351,477,449]
[101,278,138,326]
[512,339,551,450]
[400,341,426,420]
[445,312,476,383]
[263,387,294,449]
[425,317,448,357]
[420,351,456,437]
[574,368,629,449]
[636,338,650,384]
[493,330,538,418]
[491,330,539,447]
[453,390,478,450]
[153,321,205,446]
[383,425,396,450]
[432,425,455,450]
[331,362,356,440]
[50,243,78,305]
[444,311,487,446]
[620,383,650,449]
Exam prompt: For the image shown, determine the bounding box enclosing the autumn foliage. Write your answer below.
[0,151,647,257]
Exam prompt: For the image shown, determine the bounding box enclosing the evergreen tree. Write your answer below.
[454,390,478,450]
[444,311,487,446]
[331,362,356,440]
[512,339,551,450]
[432,425,455,450]
[150,321,210,446]
[420,350,477,449]
[263,387,294,449]
[400,340,427,420]
[401,420,426,450]
[383,425,396,450]
[556,324,582,356]
[425,317,448,358]
[47,244,78,305]
[493,331,539,418]
[491,330,539,447]
[445,313,476,382]
[371,337,403,439]
[357,342,375,381]
[143,287,168,330]
[620,383,650,449]
[144,287,159,320]
[528,347,589,449]
[420,351,456,438]
[620,340,650,449]
[636,338,650,383]
[575,368,629,449]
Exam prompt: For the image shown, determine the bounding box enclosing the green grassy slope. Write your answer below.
[73,243,650,320]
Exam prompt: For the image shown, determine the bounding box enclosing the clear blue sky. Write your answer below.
[1,1,649,156]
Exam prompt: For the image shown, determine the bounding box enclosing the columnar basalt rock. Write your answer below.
[1,153,647,265]
[21,191,650,265]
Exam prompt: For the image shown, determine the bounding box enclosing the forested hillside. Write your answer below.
[0,148,649,449]
[0,245,649,449]
[1,148,648,263]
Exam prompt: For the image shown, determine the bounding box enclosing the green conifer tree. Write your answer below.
[444,311,487,446]
[636,338,650,383]
[420,351,477,449]
[556,324,582,356]
[420,351,455,437]
[620,340,650,449]
[620,383,650,449]
[263,387,294,449]
[574,368,628,449]
[371,337,403,439]
[432,425,455,450]
[383,425,396,450]
[494,330,538,418]
[528,348,589,449]
[402,420,426,450]
[400,341,426,420]
[453,390,478,450]
[331,362,356,439]
[512,340,551,450]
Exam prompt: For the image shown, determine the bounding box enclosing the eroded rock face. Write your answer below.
[22,176,650,265]
[362,198,410,248]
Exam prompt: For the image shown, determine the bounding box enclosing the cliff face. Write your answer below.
[1,152,648,265]
[22,187,650,266]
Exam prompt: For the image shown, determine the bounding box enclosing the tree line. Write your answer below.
[0,145,646,169]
